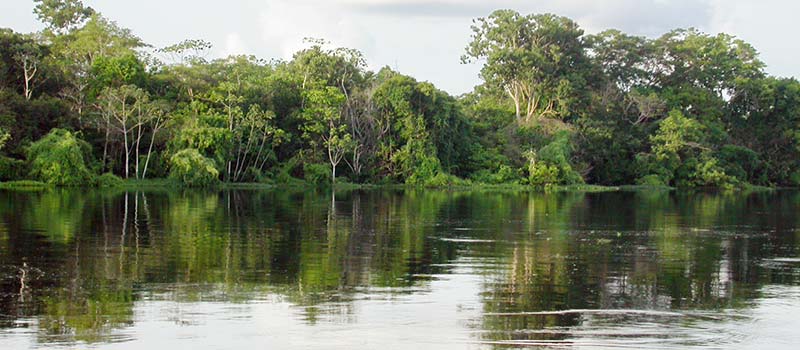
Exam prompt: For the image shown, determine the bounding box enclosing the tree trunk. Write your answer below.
[141,127,158,179]
[102,126,110,172]
[505,83,522,120]
[134,123,142,179]
[22,57,36,101]
[123,128,130,179]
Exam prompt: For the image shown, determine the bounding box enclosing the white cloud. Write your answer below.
[706,0,800,79]
[258,0,375,60]
[224,33,249,57]
[2,0,799,93]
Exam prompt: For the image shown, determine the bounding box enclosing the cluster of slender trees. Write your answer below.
[1,1,798,187]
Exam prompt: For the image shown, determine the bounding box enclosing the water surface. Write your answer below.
[0,189,798,349]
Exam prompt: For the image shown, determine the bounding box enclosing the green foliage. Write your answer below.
[0,6,795,189]
[303,163,330,187]
[686,156,735,189]
[471,165,522,185]
[90,53,146,90]
[96,172,123,187]
[0,89,71,156]
[640,110,737,188]
[0,180,48,190]
[0,128,25,180]
[790,171,800,187]
[726,77,800,185]
[0,128,8,150]
[27,128,94,186]
[34,0,95,33]
[422,172,470,188]
[274,156,304,185]
[528,163,560,187]
[636,174,668,187]
[168,148,219,187]
[717,145,760,183]
[0,156,26,181]
[172,112,230,160]
[403,153,441,186]
[650,110,706,161]
[463,10,589,120]
[301,85,350,182]
[525,131,583,187]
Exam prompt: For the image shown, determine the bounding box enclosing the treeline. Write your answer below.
[1,1,798,188]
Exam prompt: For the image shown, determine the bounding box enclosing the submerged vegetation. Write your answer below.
[1,1,799,188]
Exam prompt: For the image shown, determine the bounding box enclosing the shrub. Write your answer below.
[636,174,668,187]
[423,172,470,188]
[0,180,49,191]
[405,154,441,186]
[472,165,522,184]
[169,148,219,187]
[529,163,560,187]
[303,163,330,186]
[244,167,274,184]
[27,129,94,186]
[469,169,493,183]
[0,156,26,181]
[275,157,303,185]
[790,171,800,186]
[96,172,124,187]
[527,131,584,187]
[717,145,760,183]
[691,157,736,189]
[494,165,522,184]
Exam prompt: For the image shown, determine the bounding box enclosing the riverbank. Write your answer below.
[0,178,782,194]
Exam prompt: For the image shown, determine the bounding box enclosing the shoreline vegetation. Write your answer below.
[2,1,799,191]
[0,178,779,194]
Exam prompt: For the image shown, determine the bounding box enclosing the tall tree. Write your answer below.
[463,10,589,122]
[33,0,94,34]
[49,14,146,117]
[96,84,154,178]
[302,86,351,183]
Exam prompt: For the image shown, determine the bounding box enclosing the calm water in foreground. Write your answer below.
[0,188,798,349]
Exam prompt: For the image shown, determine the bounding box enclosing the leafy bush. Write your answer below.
[0,180,48,191]
[27,129,95,186]
[524,131,584,187]
[275,156,304,185]
[303,163,330,186]
[635,153,674,185]
[717,145,760,183]
[0,156,26,181]
[423,172,470,188]
[529,163,560,187]
[690,157,736,189]
[243,166,274,184]
[790,171,800,186]
[96,172,124,187]
[169,148,219,187]
[404,154,442,186]
[636,174,668,187]
[471,165,522,184]
[536,131,583,185]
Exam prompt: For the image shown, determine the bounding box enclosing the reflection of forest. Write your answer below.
[0,189,798,344]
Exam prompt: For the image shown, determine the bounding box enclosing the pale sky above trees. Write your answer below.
[1,0,797,94]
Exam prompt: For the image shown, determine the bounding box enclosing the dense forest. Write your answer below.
[1,0,799,188]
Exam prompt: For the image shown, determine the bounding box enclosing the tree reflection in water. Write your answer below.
[0,188,797,347]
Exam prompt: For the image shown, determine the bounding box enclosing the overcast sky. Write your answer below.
[1,0,798,95]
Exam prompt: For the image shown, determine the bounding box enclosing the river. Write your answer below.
[1,188,798,349]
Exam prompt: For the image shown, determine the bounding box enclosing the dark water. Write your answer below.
[0,188,798,349]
